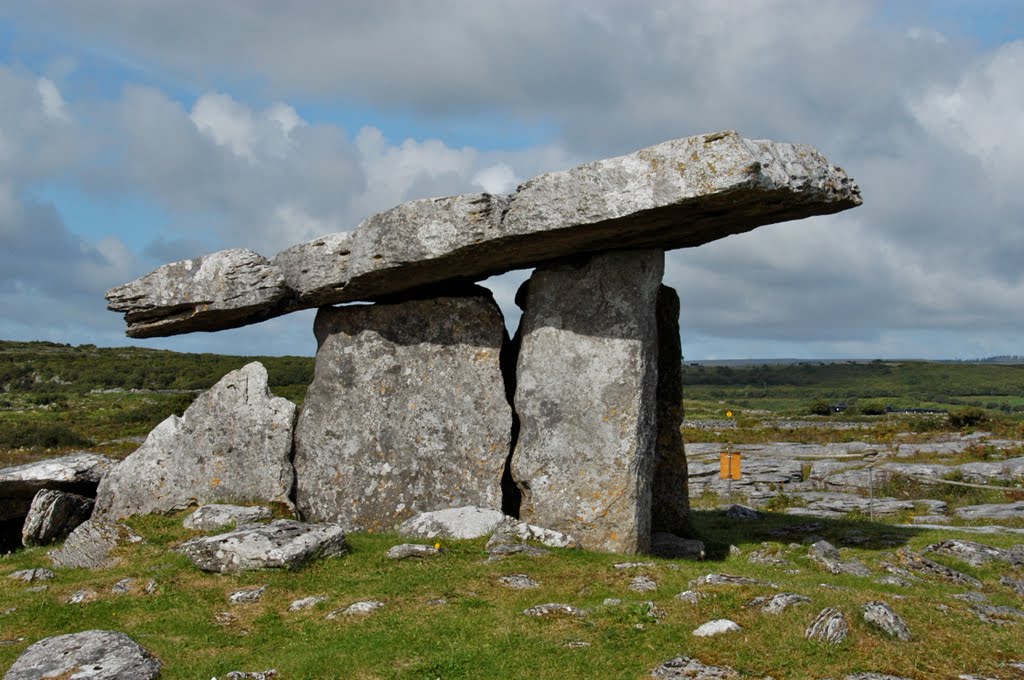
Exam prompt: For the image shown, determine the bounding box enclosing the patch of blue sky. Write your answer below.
[875,1,1024,48]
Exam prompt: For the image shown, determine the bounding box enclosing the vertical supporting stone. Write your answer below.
[293,285,512,531]
[651,285,691,535]
[511,250,663,553]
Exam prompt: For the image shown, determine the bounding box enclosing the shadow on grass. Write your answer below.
[688,509,925,561]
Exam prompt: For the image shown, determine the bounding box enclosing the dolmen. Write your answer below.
[103,131,861,554]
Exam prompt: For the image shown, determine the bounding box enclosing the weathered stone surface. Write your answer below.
[49,520,143,569]
[748,592,811,615]
[726,504,763,520]
[955,501,1024,521]
[294,288,511,531]
[487,517,579,549]
[0,453,113,521]
[791,492,914,517]
[288,595,328,611]
[691,573,778,588]
[862,601,911,641]
[651,285,689,535]
[94,362,296,520]
[650,655,740,679]
[956,457,1024,484]
[650,532,705,560]
[109,131,861,338]
[229,585,267,604]
[183,504,274,531]
[523,603,588,618]
[67,588,99,604]
[499,574,539,590]
[688,458,803,495]
[7,568,54,582]
[971,603,1024,625]
[1001,575,1024,595]
[808,540,872,577]
[806,607,849,644]
[629,575,659,593]
[511,250,663,553]
[895,548,983,587]
[106,247,289,338]
[692,619,741,637]
[386,543,441,560]
[923,539,1024,567]
[4,630,161,680]
[21,489,94,547]
[177,520,348,573]
[398,506,507,540]
[327,601,385,618]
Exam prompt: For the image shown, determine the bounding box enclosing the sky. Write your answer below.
[0,1,1021,360]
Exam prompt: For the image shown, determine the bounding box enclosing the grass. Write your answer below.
[3,512,1024,678]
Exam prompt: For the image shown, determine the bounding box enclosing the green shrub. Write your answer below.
[858,401,888,416]
[948,407,988,429]
[808,400,831,416]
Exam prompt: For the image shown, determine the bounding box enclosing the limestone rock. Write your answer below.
[183,504,274,531]
[94,362,296,520]
[955,501,1024,521]
[386,543,441,560]
[288,595,328,612]
[862,601,911,641]
[109,132,860,338]
[0,452,113,522]
[895,548,983,587]
[327,601,385,618]
[650,532,705,560]
[790,492,914,517]
[691,573,778,588]
[294,287,511,531]
[726,504,763,520]
[106,247,289,338]
[177,520,348,573]
[923,539,1024,567]
[229,585,267,604]
[511,250,663,553]
[398,506,508,540]
[970,603,1024,625]
[21,489,94,547]
[748,592,811,614]
[4,630,161,680]
[487,516,579,549]
[523,603,588,618]
[7,568,54,582]
[650,655,740,679]
[629,575,658,593]
[499,574,539,590]
[806,607,849,644]
[49,519,143,569]
[692,619,741,637]
[68,588,99,604]
[651,285,689,535]
[808,540,872,577]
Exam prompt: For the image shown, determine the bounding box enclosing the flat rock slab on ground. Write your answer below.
[955,501,1024,521]
[49,520,144,570]
[294,288,510,531]
[748,592,811,614]
[94,362,296,520]
[895,548,983,588]
[21,489,94,547]
[398,506,508,540]
[108,131,860,338]
[511,250,662,553]
[523,603,588,618]
[692,619,741,637]
[386,543,441,560]
[0,452,113,521]
[650,655,740,678]
[923,539,1024,567]
[183,504,274,531]
[177,519,348,573]
[4,630,161,680]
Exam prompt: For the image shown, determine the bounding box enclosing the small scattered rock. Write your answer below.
[650,655,740,679]
[895,548,982,588]
[629,575,658,593]
[523,603,588,618]
[603,598,622,606]
[748,592,811,614]
[614,561,658,570]
[843,674,913,680]
[327,601,385,618]
[3,630,161,680]
[955,501,1024,521]
[808,540,871,577]
[183,504,273,531]
[498,574,539,590]
[725,504,763,520]
[387,543,441,560]
[951,592,989,604]
[970,603,1024,626]
[229,585,267,604]
[67,588,99,604]
[862,601,911,641]
[144,580,157,595]
[223,671,279,680]
[111,578,135,595]
[923,539,1024,568]
[806,607,849,644]
[999,575,1024,595]
[398,506,508,540]
[692,619,741,637]
[747,543,789,565]
[288,595,328,611]
[177,520,347,573]
[675,590,704,605]
[690,573,778,588]
[7,568,54,582]
[565,640,591,648]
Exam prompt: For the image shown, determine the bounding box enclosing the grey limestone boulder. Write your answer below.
[108,131,861,338]
[49,519,143,569]
[398,506,508,540]
[862,600,911,641]
[294,287,511,531]
[4,630,161,680]
[386,543,441,560]
[650,655,740,679]
[511,249,663,553]
[692,619,741,637]
[747,592,811,615]
[93,362,296,520]
[0,452,113,522]
[806,607,849,644]
[183,504,273,532]
[808,540,872,577]
[923,539,1024,567]
[106,247,288,338]
[21,489,94,547]
[177,520,348,573]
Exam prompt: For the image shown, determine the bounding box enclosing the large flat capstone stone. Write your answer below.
[4,630,161,680]
[510,249,663,553]
[293,286,512,531]
[0,452,113,522]
[93,362,296,520]
[107,131,861,337]
[177,519,348,573]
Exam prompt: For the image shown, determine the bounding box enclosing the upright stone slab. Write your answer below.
[93,362,296,519]
[511,250,663,553]
[651,285,690,535]
[293,285,512,531]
